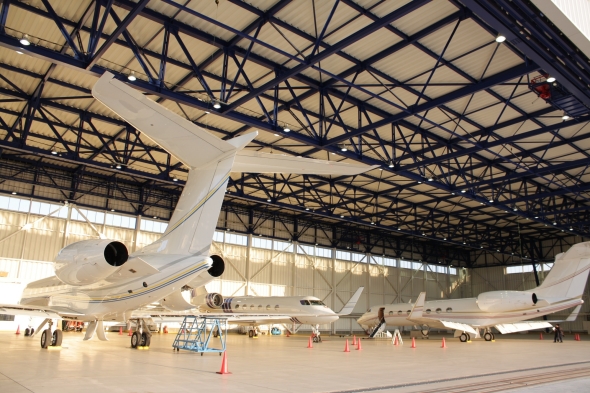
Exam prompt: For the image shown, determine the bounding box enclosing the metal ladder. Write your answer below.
[172,316,227,355]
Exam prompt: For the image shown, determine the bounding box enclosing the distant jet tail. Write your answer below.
[535,242,590,300]
[337,287,364,315]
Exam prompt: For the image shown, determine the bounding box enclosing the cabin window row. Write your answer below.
[235,304,280,311]
[388,307,452,316]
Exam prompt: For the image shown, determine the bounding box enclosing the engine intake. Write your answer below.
[55,239,129,286]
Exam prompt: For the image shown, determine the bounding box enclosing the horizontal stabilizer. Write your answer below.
[233,150,378,175]
[108,257,160,281]
[338,287,364,315]
[495,321,553,334]
[439,320,478,335]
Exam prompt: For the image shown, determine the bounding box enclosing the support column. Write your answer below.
[245,233,252,296]
[61,203,73,249]
[132,214,142,253]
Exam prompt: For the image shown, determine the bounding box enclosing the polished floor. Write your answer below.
[1,330,589,393]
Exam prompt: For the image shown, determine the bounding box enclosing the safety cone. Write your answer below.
[163,326,168,334]
[128,329,133,336]
[393,336,398,346]
[411,337,416,348]
[540,332,543,340]
[356,338,362,351]
[441,337,447,348]
[15,325,20,335]
[352,335,357,345]
[307,336,313,348]
[119,327,123,335]
[575,333,580,341]
[216,352,231,375]
[286,331,290,337]
[344,339,350,352]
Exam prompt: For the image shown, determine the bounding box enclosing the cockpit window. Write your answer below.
[309,300,325,306]
[300,300,311,305]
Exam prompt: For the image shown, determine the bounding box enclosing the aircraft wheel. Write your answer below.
[40,329,50,348]
[484,332,493,342]
[52,330,63,346]
[492,333,495,340]
[459,333,468,342]
[248,329,254,338]
[466,333,471,341]
[313,336,319,343]
[131,331,140,348]
[141,332,150,347]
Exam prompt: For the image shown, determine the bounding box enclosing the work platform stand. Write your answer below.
[172,316,228,355]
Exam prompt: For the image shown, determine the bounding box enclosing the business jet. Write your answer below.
[0,72,376,349]
[357,242,589,342]
[146,287,364,340]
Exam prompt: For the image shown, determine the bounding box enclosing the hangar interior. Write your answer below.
[1,0,590,328]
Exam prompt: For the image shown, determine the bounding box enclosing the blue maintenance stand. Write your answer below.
[172,316,227,355]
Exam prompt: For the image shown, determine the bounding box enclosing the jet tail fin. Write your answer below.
[337,287,364,315]
[407,292,426,320]
[535,242,590,299]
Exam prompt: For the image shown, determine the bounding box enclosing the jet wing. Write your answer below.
[439,320,478,335]
[0,304,84,318]
[106,257,160,282]
[139,312,294,325]
[495,321,553,334]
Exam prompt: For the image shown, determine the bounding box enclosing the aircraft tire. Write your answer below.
[131,332,140,348]
[492,333,495,340]
[40,329,50,348]
[248,330,254,338]
[141,332,150,347]
[459,333,468,342]
[484,332,493,341]
[52,330,63,346]
[313,336,319,343]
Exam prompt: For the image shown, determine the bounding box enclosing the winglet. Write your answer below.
[408,292,426,320]
[337,287,364,315]
[566,304,583,322]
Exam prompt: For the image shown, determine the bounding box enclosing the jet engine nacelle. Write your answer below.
[476,290,538,312]
[160,255,225,311]
[55,239,129,286]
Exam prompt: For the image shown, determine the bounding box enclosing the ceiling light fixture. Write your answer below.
[388,161,394,168]
[127,71,137,81]
[153,216,158,219]
[172,177,178,182]
[16,50,23,55]
[51,150,58,155]
[489,199,493,203]
[115,164,122,169]
[546,76,556,83]
[11,191,17,195]
[213,101,221,109]
[495,35,506,43]
[340,144,348,152]
[283,125,290,132]
[340,215,344,218]
[562,114,570,120]
[20,34,30,46]
[274,133,279,136]
[267,198,272,202]
[111,209,115,212]
[461,190,466,193]
[427,177,433,181]
[513,207,518,211]
[305,207,310,211]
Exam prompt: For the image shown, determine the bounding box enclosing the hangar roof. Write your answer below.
[0,0,589,266]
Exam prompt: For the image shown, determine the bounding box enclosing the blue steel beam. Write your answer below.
[86,0,151,69]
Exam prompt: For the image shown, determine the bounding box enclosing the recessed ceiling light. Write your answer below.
[546,76,556,83]
[495,35,506,43]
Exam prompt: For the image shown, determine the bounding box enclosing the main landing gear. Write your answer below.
[129,319,152,349]
[459,332,471,342]
[36,319,62,348]
[483,328,495,342]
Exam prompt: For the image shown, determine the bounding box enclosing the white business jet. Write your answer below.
[146,287,364,340]
[0,72,376,349]
[357,243,589,342]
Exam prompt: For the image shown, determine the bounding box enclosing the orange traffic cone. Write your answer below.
[539,332,543,340]
[15,325,20,335]
[441,337,447,348]
[216,352,231,375]
[393,336,398,346]
[352,335,357,345]
[128,329,133,336]
[356,338,362,350]
[344,339,350,352]
[411,337,416,348]
[307,336,313,348]
[575,333,580,341]
[119,327,123,335]
[163,326,168,334]
[286,331,290,337]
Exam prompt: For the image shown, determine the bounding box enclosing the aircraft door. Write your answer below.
[378,307,385,323]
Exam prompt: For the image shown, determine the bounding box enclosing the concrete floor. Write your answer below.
[0,331,589,393]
